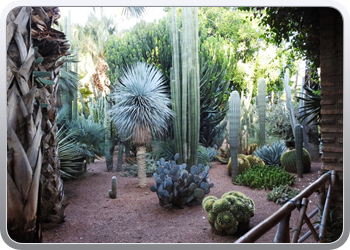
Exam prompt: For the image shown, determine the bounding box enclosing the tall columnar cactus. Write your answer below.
[257,78,266,146]
[283,68,297,137]
[229,90,240,181]
[170,7,200,168]
[295,124,304,177]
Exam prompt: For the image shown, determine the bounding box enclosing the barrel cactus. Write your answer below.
[280,147,311,173]
[246,155,265,168]
[227,154,251,176]
[202,191,255,236]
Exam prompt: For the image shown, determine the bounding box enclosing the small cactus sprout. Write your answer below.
[212,198,231,214]
[108,176,117,199]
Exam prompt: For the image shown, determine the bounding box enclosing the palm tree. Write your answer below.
[7,6,69,241]
[109,62,173,187]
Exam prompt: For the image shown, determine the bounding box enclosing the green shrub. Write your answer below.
[233,165,296,190]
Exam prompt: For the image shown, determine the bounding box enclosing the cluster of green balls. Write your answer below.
[202,191,255,235]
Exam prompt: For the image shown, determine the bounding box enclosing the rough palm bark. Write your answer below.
[7,6,42,243]
[31,7,70,229]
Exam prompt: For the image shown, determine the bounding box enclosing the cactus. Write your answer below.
[257,78,266,146]
[150,154,214,208]
[170,7,200,168]
[280,147,311,173]
[283,68,297,137]
[228,90,240,181]
[246,155,265,168]
[202,191,254,236]
[227,154,251,176]
[266,185,300,204]
[217,211,236,229]
[108,176,117,199]
[295,124,304,177]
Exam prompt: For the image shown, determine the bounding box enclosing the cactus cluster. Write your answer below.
[280,147,311,173]
[150,154,214,208]
[202,191,255,236]
[227,154,264,177]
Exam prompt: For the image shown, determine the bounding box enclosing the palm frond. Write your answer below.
[122,7,147,19]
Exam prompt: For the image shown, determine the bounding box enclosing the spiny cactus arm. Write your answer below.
[257,78,266,146]
[295,124,303,178]
[283,69,297,137]
[229,90,240,181]
[170,8,184,163]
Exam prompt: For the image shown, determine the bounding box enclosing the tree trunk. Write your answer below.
[136,145,147,188]
[31,7,70,229]
[7,7,42,243]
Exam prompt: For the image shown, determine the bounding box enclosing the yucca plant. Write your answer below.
[109,62,173,188]
[57,127,87,180]
[253,141,287,166]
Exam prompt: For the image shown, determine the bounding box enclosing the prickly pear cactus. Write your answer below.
[150,154,214,208]
[202,191,254,236]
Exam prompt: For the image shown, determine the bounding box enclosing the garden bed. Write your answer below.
[42,151,322,243]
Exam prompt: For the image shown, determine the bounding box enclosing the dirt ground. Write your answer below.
[42,150,323,244]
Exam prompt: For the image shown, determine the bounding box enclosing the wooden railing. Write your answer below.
[235,170,336,243]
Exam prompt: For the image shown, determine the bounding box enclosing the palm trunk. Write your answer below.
[31,7,70,229]
[136,145,147,188]
[7,7,42,243]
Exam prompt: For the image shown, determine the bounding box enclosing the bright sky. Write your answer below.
[59,7,166,30]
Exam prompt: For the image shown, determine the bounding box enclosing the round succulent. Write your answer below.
[225,220,239,235]
[222,191,247,200]
[193,188,205,200]
[207,211,217,224]
[202,195,218,205]
[216,211,236,229]
[203,199,216,212]
[212,198,230,214]
[246,155,265,167]
[227,155,251,176]
[280,148,311,173]
[231,197,255,223]
[214,220,223,233]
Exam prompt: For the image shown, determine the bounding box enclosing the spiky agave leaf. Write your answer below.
[109,62,173,145]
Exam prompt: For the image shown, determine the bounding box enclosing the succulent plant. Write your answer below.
[227,154,251,176]
[253,141,287,166]
[234,164,296,190]
[266,185,300,204]
[108,176,117,199]
[280,147,311,173]
[150,153,214,208]
[246,155,265,168]
[202,190,254,236]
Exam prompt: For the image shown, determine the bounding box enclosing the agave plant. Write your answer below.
[109,62,173,187]
[253,141,287,166]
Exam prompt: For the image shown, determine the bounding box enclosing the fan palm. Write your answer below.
[297,84,321,125]
[109,62,173,187]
